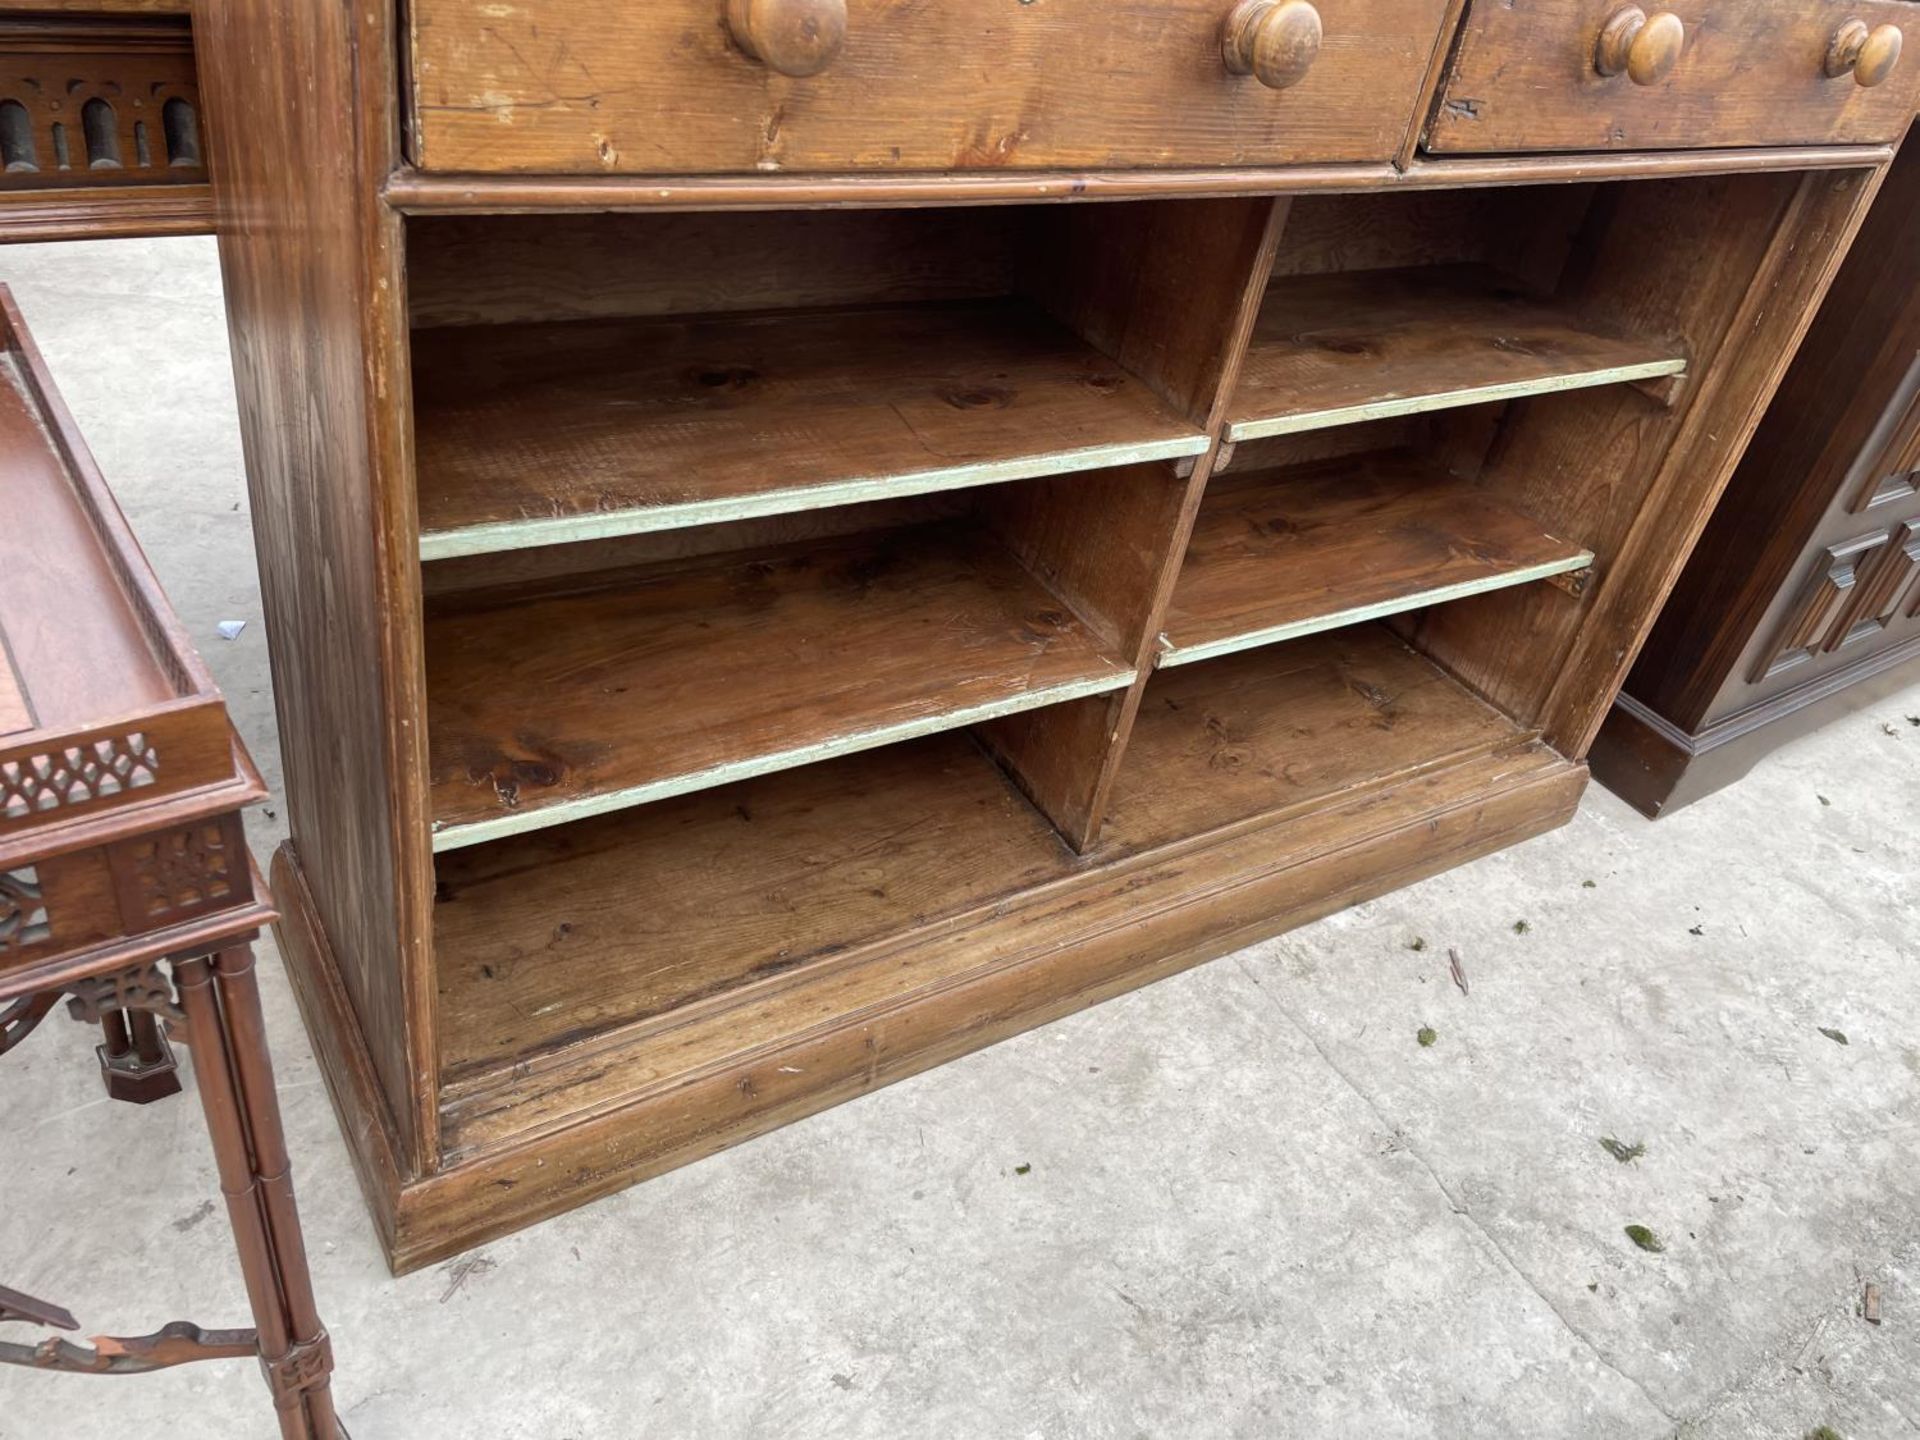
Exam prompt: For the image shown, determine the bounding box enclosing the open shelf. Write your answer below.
[432,621,1537,1134]
[1159,452,1593,667]
[424,523,1136,851]
[1225,265,1687,443]
[411,299,1212,561]
[432,730,1081,1084]
[1104,624,1536,855]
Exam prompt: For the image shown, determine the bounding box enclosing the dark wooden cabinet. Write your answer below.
[1593,123,1920,818]
[194,0,1915,1272]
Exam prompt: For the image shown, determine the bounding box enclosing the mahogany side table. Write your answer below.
[0,286,341,1438]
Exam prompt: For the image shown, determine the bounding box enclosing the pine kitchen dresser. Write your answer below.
[192,0,1920,1270]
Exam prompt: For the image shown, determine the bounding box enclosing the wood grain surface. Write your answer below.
[0,356,174,723]
[1428,0,1920,153]
[429,618,1539,1121]
[1162,452,1592,663]
[1228,263,1686,440]
[408,0,1452,175]
[412,301,1207,559]
[1104,622,1533,854]
[197,0,440,1164]
[425,525,1136,849]
[433,731,1077,1079]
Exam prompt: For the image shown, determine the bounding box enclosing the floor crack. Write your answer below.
[1232,948,1679,1427]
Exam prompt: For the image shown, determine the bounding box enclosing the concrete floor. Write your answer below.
[1,237,1917,1440]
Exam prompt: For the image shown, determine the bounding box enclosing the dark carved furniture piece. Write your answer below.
[196,0,1917,1271]
[0,288,340,1438]
[1592,121,1920,816]
[0,0,211,241]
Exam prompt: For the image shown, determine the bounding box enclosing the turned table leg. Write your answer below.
[174,946,343,1440]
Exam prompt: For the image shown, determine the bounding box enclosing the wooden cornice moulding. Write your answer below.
[381,144,1897,214]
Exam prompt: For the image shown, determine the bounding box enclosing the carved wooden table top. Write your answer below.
[0,285,343,1438]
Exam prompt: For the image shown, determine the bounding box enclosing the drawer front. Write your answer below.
[1427,0,1920,154]
[407,0,1453,175]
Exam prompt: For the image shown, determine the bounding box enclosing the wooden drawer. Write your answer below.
[406,0,1454,175]
[1427,0,1920,153]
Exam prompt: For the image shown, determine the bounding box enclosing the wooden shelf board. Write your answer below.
[1160,453,1593,668]
[432,730,1080,1083]
[425,524,1135,851]
[412,300,1211,561]
[1103,626,1537,856]
[1225,265,1687,443]
[431,621,1544,1154]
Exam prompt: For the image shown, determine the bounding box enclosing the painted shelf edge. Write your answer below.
[1224,359,1686,443]
[1157,551,1595,668]
[416,434,1211,561]
[429,667,1136,852]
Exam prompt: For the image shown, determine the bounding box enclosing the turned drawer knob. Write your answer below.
[1826,20,1903,87]
[726,0,847,78]
[1594,7,1685,86]
[1222,0,1324,91]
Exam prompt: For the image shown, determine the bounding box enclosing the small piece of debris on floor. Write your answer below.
[1883,723,1899,736]
[1819,1027,1850,1046]
[1408,936,1427,952]
[1689,924,1705,936]
[1818,794,1833,806]
[1448,948,1469,996]
[438,1253,497,1303]
[1599,1137,1646,1164]
[1907,715,1920,726]
[1582,878,1597,888]
[1806,1427,1845,1440]
[170,1198,216,1232]
[1512,919,1530,935]
[830,1373,856,1391]
[216,619,247,640]
[1417,1026,1437,1048]
[1013,1162,1031,1176]
[1624,1224,1664,1253]
[1863,1282,1882,1324]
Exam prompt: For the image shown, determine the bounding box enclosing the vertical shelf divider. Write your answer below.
[976,196,1293,851]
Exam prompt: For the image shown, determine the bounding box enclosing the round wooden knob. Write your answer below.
[1222,0,1324,91]
[726,0,847,78]
[1594,8,1685,86]
[1826,20,1903,87]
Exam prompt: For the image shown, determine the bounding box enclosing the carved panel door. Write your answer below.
[1743,356,1920,693]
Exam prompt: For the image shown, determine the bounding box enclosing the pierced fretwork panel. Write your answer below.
[0,866,51,954]
[120,823,233,922]
[0,733,158,822]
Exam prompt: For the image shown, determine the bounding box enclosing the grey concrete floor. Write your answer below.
[1,237,1917,1440]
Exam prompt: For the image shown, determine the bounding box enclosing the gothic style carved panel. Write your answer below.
[0,17,205,192]
[0,865,50,954]
[1751,531,1889,682]
[1848,356,1920,514]
[0,733,158,821]
[1828,520,1920,649]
